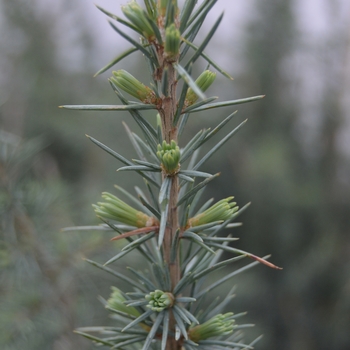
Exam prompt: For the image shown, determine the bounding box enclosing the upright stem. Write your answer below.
[159,61,181,349]
[156,2,181,345]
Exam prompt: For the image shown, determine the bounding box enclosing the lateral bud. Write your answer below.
[121,1,155,41]
[111,69,156,103]
[185,70,216,106]
[188,313,235,342]
[107,287,141,318]
[187,197,238,228]
[93,192,158,228]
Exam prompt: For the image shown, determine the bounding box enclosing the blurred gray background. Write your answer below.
[1,0,350,349]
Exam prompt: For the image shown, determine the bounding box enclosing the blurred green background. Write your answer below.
[1,0,350,349]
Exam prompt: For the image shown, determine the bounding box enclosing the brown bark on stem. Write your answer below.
[158,59,181,349]
[156,2,181,345]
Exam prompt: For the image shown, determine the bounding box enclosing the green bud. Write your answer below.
[122,1,155,40]
[165,23,181,59]
[185,70,216,106]
[107,287,141,318]
[156,140,181,175]
[188,313,235,342]
[188,197,238,228]
[93,192,158,227]
[111,70,156,103]
[145,290,174,312]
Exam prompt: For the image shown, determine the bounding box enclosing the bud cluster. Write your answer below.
[188,313,235,342]
[187,197,238,228]
[93,192,158,227]
[111,70,156,103]
[145,290,174,312]
[185,70,217,106]
[157,140,181,175]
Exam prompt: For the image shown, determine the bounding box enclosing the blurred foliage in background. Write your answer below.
[1,0,350,349]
